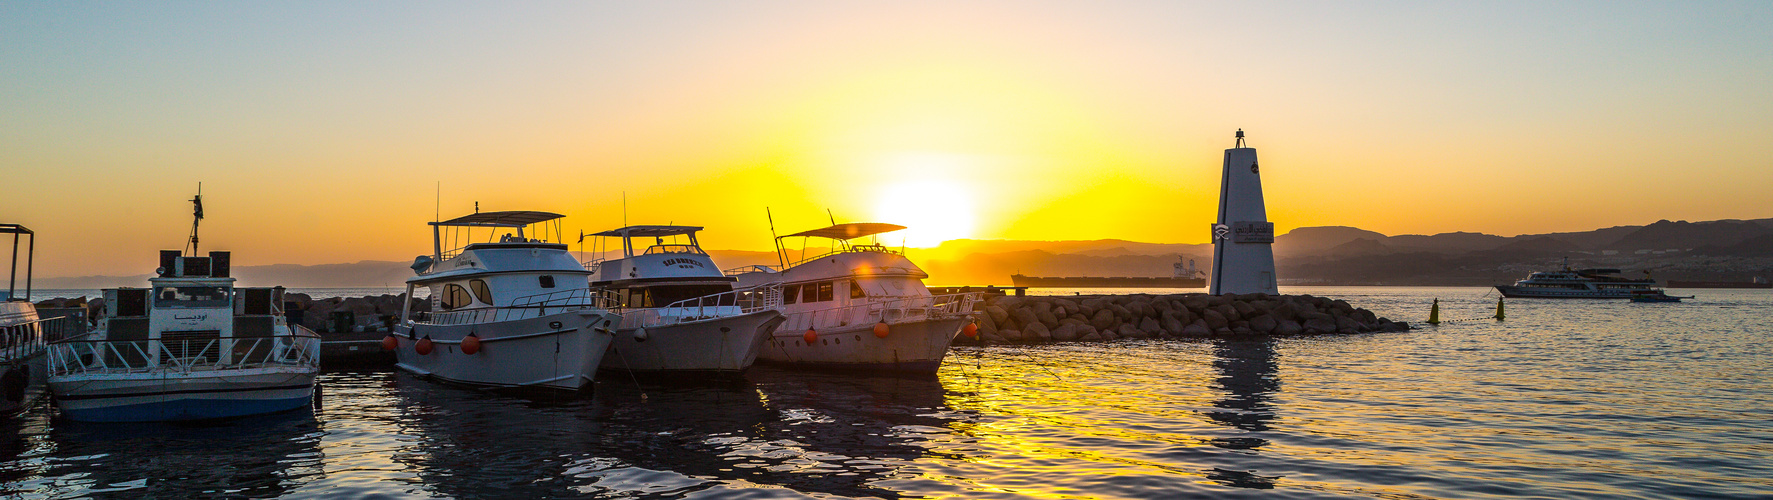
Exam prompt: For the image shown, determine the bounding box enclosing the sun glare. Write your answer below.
[872,180,976,248]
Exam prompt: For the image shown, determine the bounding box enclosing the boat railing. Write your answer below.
[781,292,981,332]
[1,315,70,363]
[411,288,616,326]
[638,284,783,328]
[582,257,606,274]
[722,265,778,277]
[47,328,320,377]
[780,245,904,269]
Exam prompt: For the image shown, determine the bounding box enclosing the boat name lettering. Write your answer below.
[660,258,706,268]
[173,314,208,321]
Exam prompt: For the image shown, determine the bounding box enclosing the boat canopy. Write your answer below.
[780,223,905,241]
[431,211,564,228]
[590,225,703,238]
[0,224,33,235]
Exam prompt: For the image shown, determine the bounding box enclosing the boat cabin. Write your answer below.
[731,222,932,301]
[585,225,735,309]
[95,250,290,365]
[405,211,592,322]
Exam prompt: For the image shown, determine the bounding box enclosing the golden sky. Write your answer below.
[4,1,1771,277]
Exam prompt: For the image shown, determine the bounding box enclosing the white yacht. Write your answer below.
[391,211,620,390]
[46,198,320,422]
[729,223,980,373]
[2,223,66,417]
[1496,266,1660,299]
[586,226,785,375]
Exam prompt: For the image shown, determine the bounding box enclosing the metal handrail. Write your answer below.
[776,292,981,334]
[413,288,615,326]
[1,316,69,362]
[636,283,783,328]
[721,265,778,276]
[780,246,905,269]
[47,330,320,377]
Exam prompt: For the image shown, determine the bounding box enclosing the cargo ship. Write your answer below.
[1665,277,1770,289]
[1011,257,1207,288]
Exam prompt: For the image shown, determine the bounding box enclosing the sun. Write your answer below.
[872,180,976,248]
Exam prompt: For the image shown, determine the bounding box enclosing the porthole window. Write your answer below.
[470,279,494,304]
[539,275,556,288]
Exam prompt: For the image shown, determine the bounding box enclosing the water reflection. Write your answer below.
[387,366,960,498]
[1205,338,1279,445]
[21,409,323,498]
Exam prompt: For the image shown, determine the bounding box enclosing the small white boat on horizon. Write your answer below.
[391,211,620,391]
[730,223,980,373]
[586,225,785,375]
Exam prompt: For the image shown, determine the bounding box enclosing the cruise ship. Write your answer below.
[1495,267,1659,299]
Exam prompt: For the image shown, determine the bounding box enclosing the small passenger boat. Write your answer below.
[729,223,980,373]
[586,225,785,375]
[390,211,620,390]
[1628,290,1692,303]
[46,197,320,422]
[1495,265,1659,299]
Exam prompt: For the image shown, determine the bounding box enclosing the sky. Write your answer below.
[4,1,1771,277]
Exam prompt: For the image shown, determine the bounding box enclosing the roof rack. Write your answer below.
[431,211,564,228]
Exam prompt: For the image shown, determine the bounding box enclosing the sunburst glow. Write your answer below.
[872,179,976,248]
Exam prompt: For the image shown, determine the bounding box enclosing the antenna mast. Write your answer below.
[766,207,784,268]
[186,183,204,256]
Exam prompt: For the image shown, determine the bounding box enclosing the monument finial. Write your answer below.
[1235,129,1246,148]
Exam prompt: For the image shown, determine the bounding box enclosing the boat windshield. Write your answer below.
[643,244,703,255]
[155,286,231,308]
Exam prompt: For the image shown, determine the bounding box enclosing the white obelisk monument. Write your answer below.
[1209,129,1279,295]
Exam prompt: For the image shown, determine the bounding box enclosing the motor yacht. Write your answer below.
[46,197,320,422]
[391,211,620,390]
[585,226,784,375]
[1495,265,1660,299]
[729,223,980,373]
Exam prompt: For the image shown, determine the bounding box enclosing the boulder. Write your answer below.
[1000,329,1023,341]
[1274,320,1304,335]
[1011,307,1040,331]
[1035,307,1061,329]
[1024,322,1053,342]
[1118,323,1141,339]
[1051,323,1081,341]
[1160,314,1185,336]
[1079,331,1104,342]
[1182,320,1211,336]
[985,305,1009,325]
[1303,317,1339,334]
[1090,309,1117,332]
[1202,309,1229,330]
[1231,301,1257,318]
[1139,316,1162,335]
[1336,316,1361,334]
[1248,314,1278,334]
[1213,304,1240,322]
[1232,326,1254,336]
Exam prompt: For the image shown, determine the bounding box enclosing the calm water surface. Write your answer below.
[2,287,1769,498]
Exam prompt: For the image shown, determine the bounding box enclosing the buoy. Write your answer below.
[633,327,649,342]
[1427,298,1441,325]
[803,328,818,345]
[461,333,481,355]
[1495,297,1506,321]
[872,321,890,338]
[381,335,398,351]
[415,336,434,355]
[962,322,978,338]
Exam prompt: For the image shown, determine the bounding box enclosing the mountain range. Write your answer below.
[32,217,1773,289]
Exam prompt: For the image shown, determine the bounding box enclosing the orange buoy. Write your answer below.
[415,336,434,355]
[381,335,399,351]
[803,328,818,345]
[461,333,481,355]
[962,322,978,338]
[872,321,890,338]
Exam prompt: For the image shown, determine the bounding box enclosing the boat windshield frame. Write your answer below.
[2,223,35,302]
[430,211,569,261]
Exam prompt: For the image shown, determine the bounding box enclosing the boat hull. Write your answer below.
[602,310,784,374]
[49,367,315,422]
[760,317,969,373]
[395,310,617,391]
[1495,286,1639,299]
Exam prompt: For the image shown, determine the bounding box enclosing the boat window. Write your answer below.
[441,284,473,310]
[643,244,703,255]
[848,279,866,299]
[470,279,494,304]
[650,284,734,307]
[801,283,819,303]
[817,281,834,302]
[539,275,556,288]
[783,284,800,305]
[154,286,230,308]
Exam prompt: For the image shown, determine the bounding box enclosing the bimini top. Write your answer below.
[431,211,564,228]
[780,223,905,241]
[0,223,33,235]
[590,225,703,238]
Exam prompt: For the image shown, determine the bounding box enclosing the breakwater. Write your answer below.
[962,292,1410,344]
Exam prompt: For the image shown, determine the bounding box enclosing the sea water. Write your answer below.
[2,287,1768,498]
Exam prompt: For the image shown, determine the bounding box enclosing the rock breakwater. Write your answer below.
[962,293,1409,344]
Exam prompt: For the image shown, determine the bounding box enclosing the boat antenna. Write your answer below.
[434,181,441,223]
[767,207,785,268]
[827,208,837,226]
[622,191,628,229]
[186,183,204,256]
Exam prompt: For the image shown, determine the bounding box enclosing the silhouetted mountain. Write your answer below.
[1693,233,1773,257]
[1605,219,1773,250]
[1387,232,1510,253]
[1273,226,1388,257]
[1325,238,1395,257]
